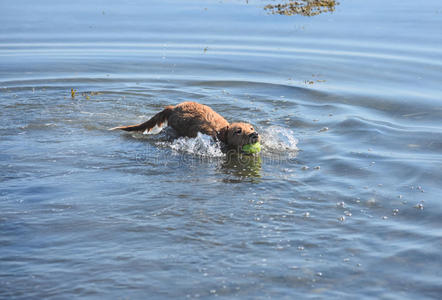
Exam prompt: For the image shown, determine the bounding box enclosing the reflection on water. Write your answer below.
[221,152,262,180]
[264,0,338,16]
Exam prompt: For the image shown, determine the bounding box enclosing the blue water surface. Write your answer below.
[1,0,442,299]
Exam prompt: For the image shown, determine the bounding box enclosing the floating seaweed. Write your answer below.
[70,88,76,98]
[264,0,339,16]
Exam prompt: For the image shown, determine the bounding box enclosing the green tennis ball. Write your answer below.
[242,142,262,154]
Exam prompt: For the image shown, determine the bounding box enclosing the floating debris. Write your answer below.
[301,166,310,170]
[314,166,320,170]
[264,0,339,17]
[319,127,329,133]
[70,88,76,98]
[303,212,310,218]
[392,209,399,216]
[338,215,345,222]
[415,203,424,210]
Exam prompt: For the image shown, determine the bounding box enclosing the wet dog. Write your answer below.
[110,102,260,149]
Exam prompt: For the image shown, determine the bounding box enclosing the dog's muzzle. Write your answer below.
[249,132,259,143]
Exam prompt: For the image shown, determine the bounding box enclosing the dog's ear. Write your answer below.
[217,126,229,143]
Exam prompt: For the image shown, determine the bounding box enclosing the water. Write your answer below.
[1,0,442,298]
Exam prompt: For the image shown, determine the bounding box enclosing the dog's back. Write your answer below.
[168,102,229,138]
[110,102,228,138]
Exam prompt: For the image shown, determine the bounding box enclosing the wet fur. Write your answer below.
[110,102,260,147]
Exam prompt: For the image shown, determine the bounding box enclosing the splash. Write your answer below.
[260,125,299,153]
[136,124,297,157]
[165,132,224,157]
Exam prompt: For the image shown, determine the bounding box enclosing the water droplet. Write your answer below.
[337,201,345,208]
[367,198,376,205]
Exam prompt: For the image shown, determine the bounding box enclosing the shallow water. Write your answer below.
[1,0,442,299]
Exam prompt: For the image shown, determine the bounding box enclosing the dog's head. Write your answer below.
[225,122,260,147]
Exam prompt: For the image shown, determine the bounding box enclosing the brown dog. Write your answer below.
[110,102,260,148]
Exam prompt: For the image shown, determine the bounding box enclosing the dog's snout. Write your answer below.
[249,132,259,138]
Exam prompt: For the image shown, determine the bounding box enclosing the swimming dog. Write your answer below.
[110,101,260,148]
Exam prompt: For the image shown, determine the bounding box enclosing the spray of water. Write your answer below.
[135,124,298,158]
[161,132,224,157]
[260,125,299,153]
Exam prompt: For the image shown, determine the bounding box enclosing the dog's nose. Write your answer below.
[249,132,259,139]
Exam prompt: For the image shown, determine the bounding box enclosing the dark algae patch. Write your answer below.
[264,0,339,16]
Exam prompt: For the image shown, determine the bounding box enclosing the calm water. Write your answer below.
[1,0,442,299]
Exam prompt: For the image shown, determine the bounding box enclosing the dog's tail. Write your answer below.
[109,105,174,132]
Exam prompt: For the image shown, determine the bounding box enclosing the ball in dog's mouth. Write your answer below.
[241,142,262,154]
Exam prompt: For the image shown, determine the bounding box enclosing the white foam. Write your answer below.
[166,132,224,157]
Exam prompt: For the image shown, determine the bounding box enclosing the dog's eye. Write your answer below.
[250,127,254,130]
[235,128,242,134]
